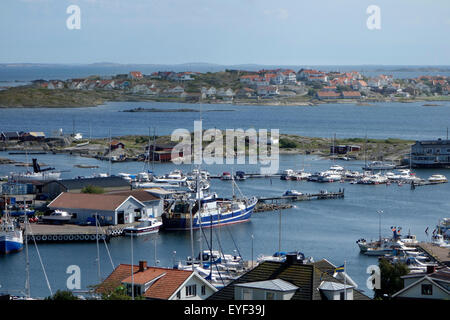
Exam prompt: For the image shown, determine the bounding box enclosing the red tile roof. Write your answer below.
[48,192,137,211]
[95,264,140,294]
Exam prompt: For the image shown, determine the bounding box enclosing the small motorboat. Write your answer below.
[283,190,303,197]
[428,174,448,183]
[221,172,232,180]
[123,218,162,236]
[41,210,72,224]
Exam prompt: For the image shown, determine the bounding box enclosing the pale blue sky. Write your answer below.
[1,0,449,65]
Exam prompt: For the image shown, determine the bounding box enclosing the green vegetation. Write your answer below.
[81,185,105,194]
[101,285,145,300]
[45,290,80,300]
[373,258,409,300]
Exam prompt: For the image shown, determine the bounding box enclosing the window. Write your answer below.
[176,290,181,299]
[201,285,206,296]
[421,284,433,295]
[340,291,345,300]
[185,284,197,297]
[265,291,275,300]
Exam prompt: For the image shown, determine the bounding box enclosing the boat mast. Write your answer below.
[95,213,101,284]
[24,210,30,299]
[377,210,383,243]
[108,128,112,177]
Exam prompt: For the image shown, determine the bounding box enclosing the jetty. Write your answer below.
[257,190,345,203]
[417,242,450,267]
[22,222,139,243]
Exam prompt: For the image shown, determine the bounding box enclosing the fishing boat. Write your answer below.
[356,227,416,256]
[123,218,162,236]
[162,192,257,230]
[41,210,72,224]
[186,179,210,192]
[0,209,23,254]
[427,174,448,183]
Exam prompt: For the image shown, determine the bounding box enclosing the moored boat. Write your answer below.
[123,218,162,236]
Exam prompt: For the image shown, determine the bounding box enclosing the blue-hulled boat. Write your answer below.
[0,215,24,254]
[162,193,258,231]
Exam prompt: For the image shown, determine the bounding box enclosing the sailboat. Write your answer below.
[0,198,24,254]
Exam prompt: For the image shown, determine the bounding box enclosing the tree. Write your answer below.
[373,258,409,300]
[45,290,79,300]
[101,285,145,300]
[81,185,105,194]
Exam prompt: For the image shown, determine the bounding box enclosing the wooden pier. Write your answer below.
[257,190,345,203]
[22,222,139,243]
[417,242,450,267]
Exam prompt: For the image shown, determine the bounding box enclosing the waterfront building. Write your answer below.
[42,177,132,200]
[106,189,163,218]
[208,255,370,300]
[410,139,450,168]
[47,192,145,225]
[96,261,217,300]
[392,267,450,300]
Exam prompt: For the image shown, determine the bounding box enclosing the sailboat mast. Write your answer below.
[95,213,101,283]
[24,210,30,298]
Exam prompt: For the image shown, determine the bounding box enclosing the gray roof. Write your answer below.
[235,279,299,292]
[45,176,131,190]
[319,281,354,291]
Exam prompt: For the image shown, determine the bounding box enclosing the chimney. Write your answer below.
[426,265,436,274]
[139,260,147,272]
[285,253,298,265]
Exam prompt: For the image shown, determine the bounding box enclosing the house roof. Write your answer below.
[106,189,160,202]
[98,264,196,300]
[235,279,299,292]
[48,192,143,211]
[44,176,131,191]
[318,281,354,291]
[95,264,140,294]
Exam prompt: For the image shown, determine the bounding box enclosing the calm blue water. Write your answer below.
[0,101,450,141]
[1,68,450,297]
[0,149,449,299]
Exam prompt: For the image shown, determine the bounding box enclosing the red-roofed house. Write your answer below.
[341,91,361,99]
[129,71,143,80]
[96,261,217,300]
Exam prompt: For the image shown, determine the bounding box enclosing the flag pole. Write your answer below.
[344,260,347,300]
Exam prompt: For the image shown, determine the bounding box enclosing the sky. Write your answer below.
[0,0,449,65]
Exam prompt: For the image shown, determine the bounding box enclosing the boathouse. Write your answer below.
[410,139,450,168]
[47,192,145,225]
[106,189,163,218]
[146,143,188,162]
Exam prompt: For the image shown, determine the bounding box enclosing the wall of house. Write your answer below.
[234,287,296,300]
[397,279,449,300]
[142,200,163,218]
[171,276,216,300]
[321,289,354,300]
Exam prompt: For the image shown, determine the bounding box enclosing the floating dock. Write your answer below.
[22,222,139,243]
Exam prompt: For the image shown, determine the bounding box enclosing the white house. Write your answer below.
[392,267,450,300]
[47,192,146,225]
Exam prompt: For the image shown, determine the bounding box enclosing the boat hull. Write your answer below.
[162,201,257,231]
[0,236,23,254]
[124,226,161,236]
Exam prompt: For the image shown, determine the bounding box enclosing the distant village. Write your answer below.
[30,68,450,103]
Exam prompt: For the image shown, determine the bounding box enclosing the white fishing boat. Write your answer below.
[41,210,72,224]
[427,174,448,183]
[431,234,450,248]
[0,214,23,254]
[123,218,162,236]
[362,161,396,171]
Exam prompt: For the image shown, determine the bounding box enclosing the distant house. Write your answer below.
[236,87,256,98]
[96,261,217,300]
[392,267,450,300]
[20,132,46,142]
[47,192,145,225]
[341,91,361,99]
[47,81,64,90]
[317,91,340,100]
[0,131,20,141]
[42,176,131,200]
[129,71,143,80]
[146,143,188,162]
[110,140,125,150]
[208,255,370,301]
[330,145,361,154]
